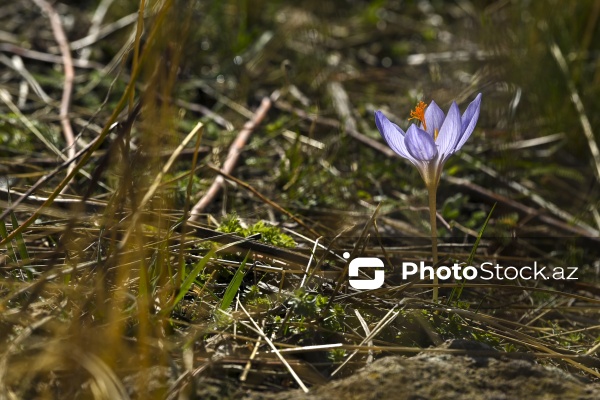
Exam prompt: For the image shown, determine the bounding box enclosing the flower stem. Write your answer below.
[428,185,439,302]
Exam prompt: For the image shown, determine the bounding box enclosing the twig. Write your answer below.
[240,329,262,382]
[0,43,103,69]
[32,0,76,183]
[0,89,110,191]
[189,97,272,219]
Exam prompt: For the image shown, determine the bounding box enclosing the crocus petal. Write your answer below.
[374,111,414,160]
[391,122,404,133]
[423,100,445,137]
[455,93,482,151]
[435,102,462,157]
[405,125,438,161]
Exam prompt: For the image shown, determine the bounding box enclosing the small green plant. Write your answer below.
[328,348,347,363]
[283,290,346,336]
[218,213,296,248]
[244,285,272,311]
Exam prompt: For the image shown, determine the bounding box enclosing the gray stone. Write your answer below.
[244,340,600,400]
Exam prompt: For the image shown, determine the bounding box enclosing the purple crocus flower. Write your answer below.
[375,94,482,188]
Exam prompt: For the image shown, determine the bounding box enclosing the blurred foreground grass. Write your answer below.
[1,0,600,398]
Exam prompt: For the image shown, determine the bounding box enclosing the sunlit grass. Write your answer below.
[0,1,599,398]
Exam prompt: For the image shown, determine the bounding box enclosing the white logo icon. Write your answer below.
[346,253,384,290]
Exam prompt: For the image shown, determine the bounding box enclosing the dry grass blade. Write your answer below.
[77,0,115,62]
[118,122,204,248]
[354,309,374,364]
[0,43,103,69]
[0,54,51,103]
[549,40,600,181]
[299,237,321,287]
[237,298,310,393]
[0,89,63,158]
[70,349,131,400]
[72,12,140,52]
[328,81,357,132]
[330,303,401,376]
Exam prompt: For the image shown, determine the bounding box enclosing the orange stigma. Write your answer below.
[408,101,428,131]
